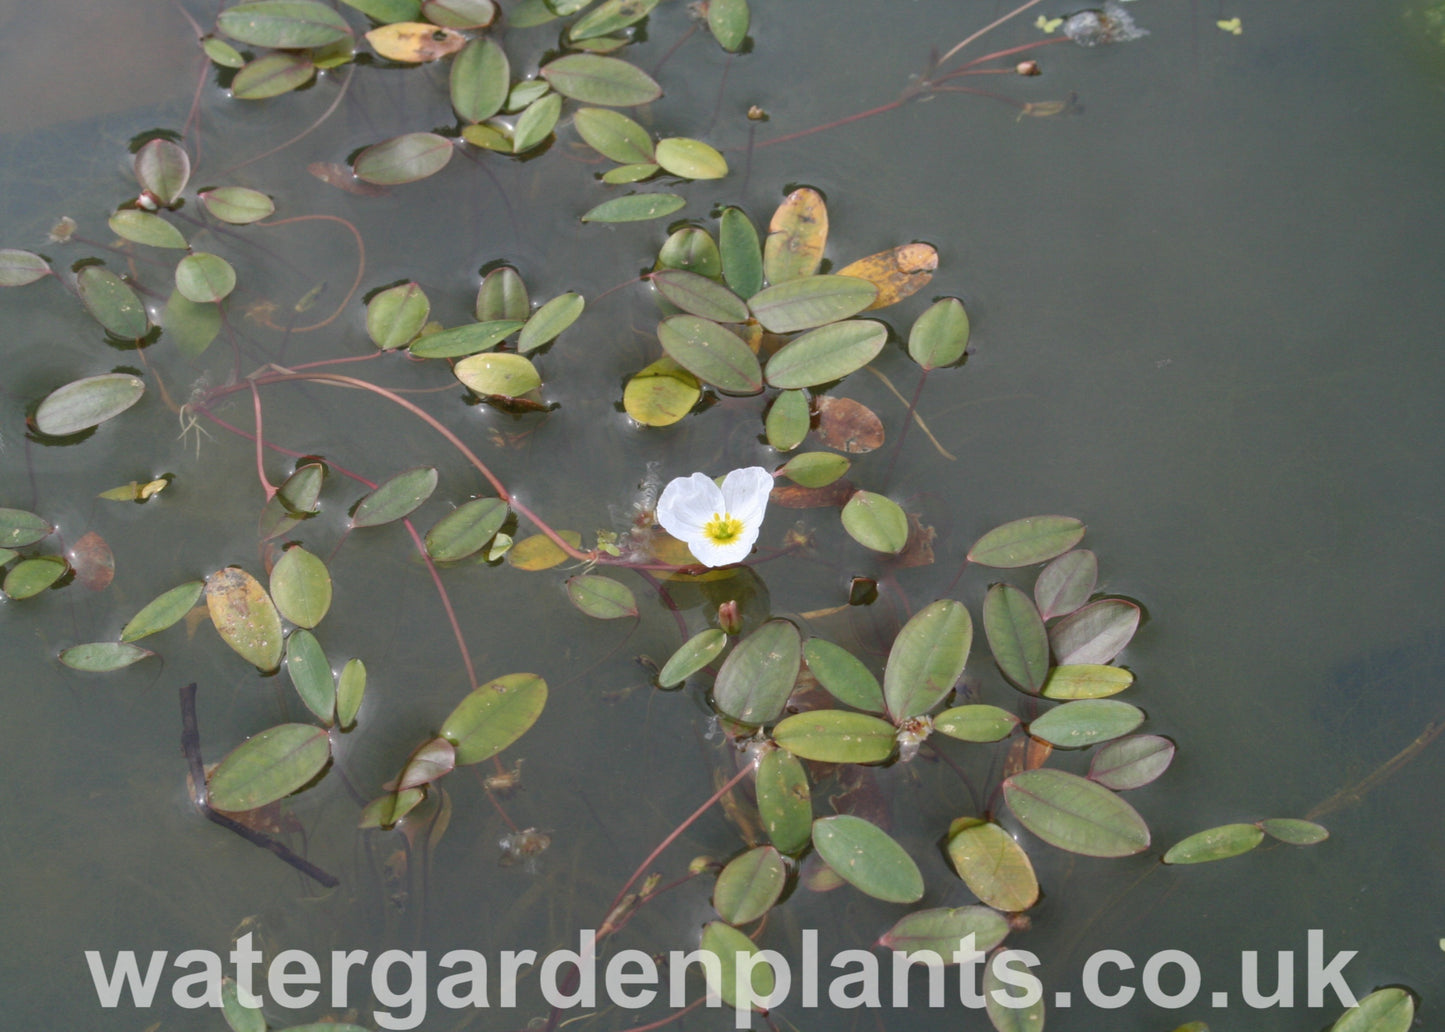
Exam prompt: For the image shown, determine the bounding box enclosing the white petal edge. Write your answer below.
[656,472,724,540]
[719,466,774,527]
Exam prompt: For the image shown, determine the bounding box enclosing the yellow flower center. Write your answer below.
[703,512,744,545]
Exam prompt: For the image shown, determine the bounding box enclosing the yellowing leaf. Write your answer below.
[762,188,827,285]
[205,567,283,672]
[506,531,581,571]
[1036,15,1063,33]
[366,22,467,62]
[98,477,170,502]
[836,243,938,309]
[1217,17,1242,34]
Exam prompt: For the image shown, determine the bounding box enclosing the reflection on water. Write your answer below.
[2,1,1444,1030]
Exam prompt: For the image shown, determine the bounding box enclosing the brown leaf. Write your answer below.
[770,480,855,509]
[896,513,936,568]
[763,187,828,283]
[69,530,115,591]
[814,396,884,453]
[837,243,938,309]
[365,22,468,63]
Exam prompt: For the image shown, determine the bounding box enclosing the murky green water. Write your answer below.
[2,1,1443,1030]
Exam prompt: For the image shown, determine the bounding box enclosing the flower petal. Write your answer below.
[720,465,774,527]
[657,472,724,540]
[689,532,756,566]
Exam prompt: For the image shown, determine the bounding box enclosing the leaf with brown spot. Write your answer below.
[837,243,938,309]
[770,480,855,509]
[896,513,936,568]
[69,531,115,591]
[762,187,827,285]
[366,22,468,62]
[814,396,884,453]
[205,567,284,672]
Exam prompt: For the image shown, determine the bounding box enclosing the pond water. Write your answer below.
[2,1,1443,1030]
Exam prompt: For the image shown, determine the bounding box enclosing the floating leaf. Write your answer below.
[286,629,335,723]
[906,296,970,369]
[518,292,584,352]
[133,139,190,204]
[624,356,700,426]
[109,209,187,249]
[572,106,654,163]
[269,546,332,628]
[803,638,884,712]
[476,266,529,322]
[67,530,113,591]
[508,0,558,26]
[566,574,638,619]
[934,704,1019,742]
[815,395,884,453]
[439,672,548,764]
[366,22,466,62]
[175,253,237,303]
[655,137,728,180]
[1028,698,1143,749]
[207,724,331,812]
[202,36,247,69]
[773,710,895,763]
[763,187,827,284]
[351,466,438,527]
[353,133,453,185]
[343,0,421,21]
[396,737,455,790]
[541,53,662,106]
[719,206,762,298]
[409,319,522,358]
[0,508,53,548]
[812,815,923,903]
[570,0,658,39]
[1330,988,1415,1032]
[1162,823,1264,865]
[1049,598,1140,665]
[449,37,509,122]
[35,373,145,437]
[336,658,366,729]
[581,193,686,223]
[58,642,153,672]
[1003,768,1150,857]
[3,556,67,599]
[217,1,352,49]
[258,462,324,541]
[878,906,1009,959]
[947,818,1039,912]
[365,282,429,350]
[838,243,938,310]
[765,389,809,451]
[969,515,1086,569]
[601,162,658,183]
[1041,663,1133,699]
[778,451,849,488]
[706,0,749,51]
[425,497,507,562]
[657,227,721,277]
[706,619,799,727]
[513,92,563,152]
[765,319,887,389]
[506,531,581,570]
[756,748,811,853]
[0,249,50,286]
[358,789,425,828]
[122,580,204,642]
[652,270,748,323]
[657,315,763,394]
[221,976,266,1032]
[1259,818,1329,845]
[841,490,909,554]
[883,599,971,720]
[1034,548,1097,619]
[656,628,729,689]
[699,922,772,1011]
[984,955,1046,1032]
[199,187,275,224]
[713,846,786,925]
[454,352,542,397]
[424,0,497,28]
[231,53,315,99]
[1088,734,1174,790]
[983,583,1049,691]
[76,266,148,338]
[206,567,284,672]
[748,276,878,334]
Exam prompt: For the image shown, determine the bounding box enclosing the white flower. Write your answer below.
[656,466,773,567]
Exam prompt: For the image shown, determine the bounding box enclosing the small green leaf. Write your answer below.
[947,818,1040,912]
[655,137,728,180]
[773,710,896,763]
[766,320,888,389]
[907,297,970,370]
[1041,663,1134,699]
[163,290,221,356]
[570,0,658,39]
[1003,768,1150,857]
[512,92,563,152]
[983,582,1049,691]
[878,906,1009,959]
[134,139,190,204]
[1087,734,1174,790]
[651,269,749,323]
[175,253,237,303]
[475,266,529,322]
[341,0,421,21]
[221,976,266,1032]
[812,815,923,903]
[207,723,331,812]
[883,599,972,720]
[454,352,542,398]
[409,320,522,359]
[109,210,187,249]
[985,954,1045,1032]
[353,133,453,185]
[336,658,367,729]
[1330,988,1415,1032]
[199,187,275,224]
[580,193,686,223]
[206,567,284,672]
[756,748,811,854]
[712,619,800,725]
[358,789,425,829]
[1028,699,1143,749]
[507,0,557,26]
[603,162,660,183]
[566,574,639,619]
[202,36,247,69]
[367,282,430,350]
[933,704,1019,742]
[656,628,727,687]
[572,106,655,163]
[286,629,335,724]
[3,556,67,599]
[1162,823,1264,865]
[1049,598,1140,665]
[461,121,511,151]
[59,641,153,671]
[968,515,1086,568]
[840,490,909,554]
[425,498,508,562]
[1259,818,1329,845]
[231,53,316,99]
[623,357,701,426]
[351,466,438,527]
[0,249,51,286]
[1034,548,1097,619]
[657,314,763,394]
[748,275,878,334]
[518,292,584,352]
[699,922,772,1012]
[217,1,352,49]
[802,638,883,712]
[541,53,661,106]
[439,672,548,764]
[764,389,810,451]
[423,0,496,28]
[713,846,786,925]
[656,227,721,277]
[706,0,748,51]
[778,452,850,487]
[269,546,332,628]
[259,462,325,541]
[35,373,145,436]
[77,266,149,338]
[0,508,54,548]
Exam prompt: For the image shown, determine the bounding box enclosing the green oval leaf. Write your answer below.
[336,657,367,729]
[286,629,335,723]
[425,497,508,562]
[657,226,721,277]
[623,356,701,426]
[841,490,909,554]
[163,290,221,356]
[947,818,1040,912]
[765,319,888,389]
[439,672,548,764]
[1034,548,1097,619]
[1330,988,1415,1032]
[572,106,654,163]
[802,638,883,713]
[984,954,1046,1032]
[217,1,352,48]
[777,451,850,488]
[773,710,896,763]
[409,319,522,359]
[120,580,204,642]
[713,845,786,925]
[756,748,811,854]
[656,627,727,687]
[450,37,509,122]
[206,567,284,672]
[207,723,331,812]
[518,292,584,352]
[77,266,149,338]
[199,187,276,225]
[933,703,1019,742]
[706,0,749,51]
[764,389,809,451]
[566,574,638,619]
[1259,818,1329,845]
[1028,698,1143,749]
[351,466,438,527]
[884,599,972,720]
[712,618,800,725]
[598,159,659,182]
[1087,734,1175,790]
[748,275,878,334]
[0,249,51,286]
[719,206,762,298]
[878,906,1009,959]
[454,352,541,398]
[512,92,563,153]
[109,209,187,249]
[367,281,430,350]
[133,139,190,204]
[203,36,247,68]
[175,252,237,303]
[59,641,154,671]
[3,556,67,599]
[541,53,661,106]
[968,515,1086,568]
[657,314,763,394]
[983,583,1050,691]
[570,0,659,40]
[353,133,453,185]
[259,462,325,541]
[270,546,332,628]
[651,269,749,323]
[1162,823,1264,865]
[221,976,266,1032]
[35,373,145,437]
[476,266,529,322]
[812,815,923,903]
[1003,768,1150,857]
[1041,663,1134,699]
[907,297,970,370]
[424,0,497,28]
[698,922,772,1011]
[655,136,728,180]
[581,192,686,223]
[232,53,316,99]
[0,508,54,548]
[1049,598,1140,665]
